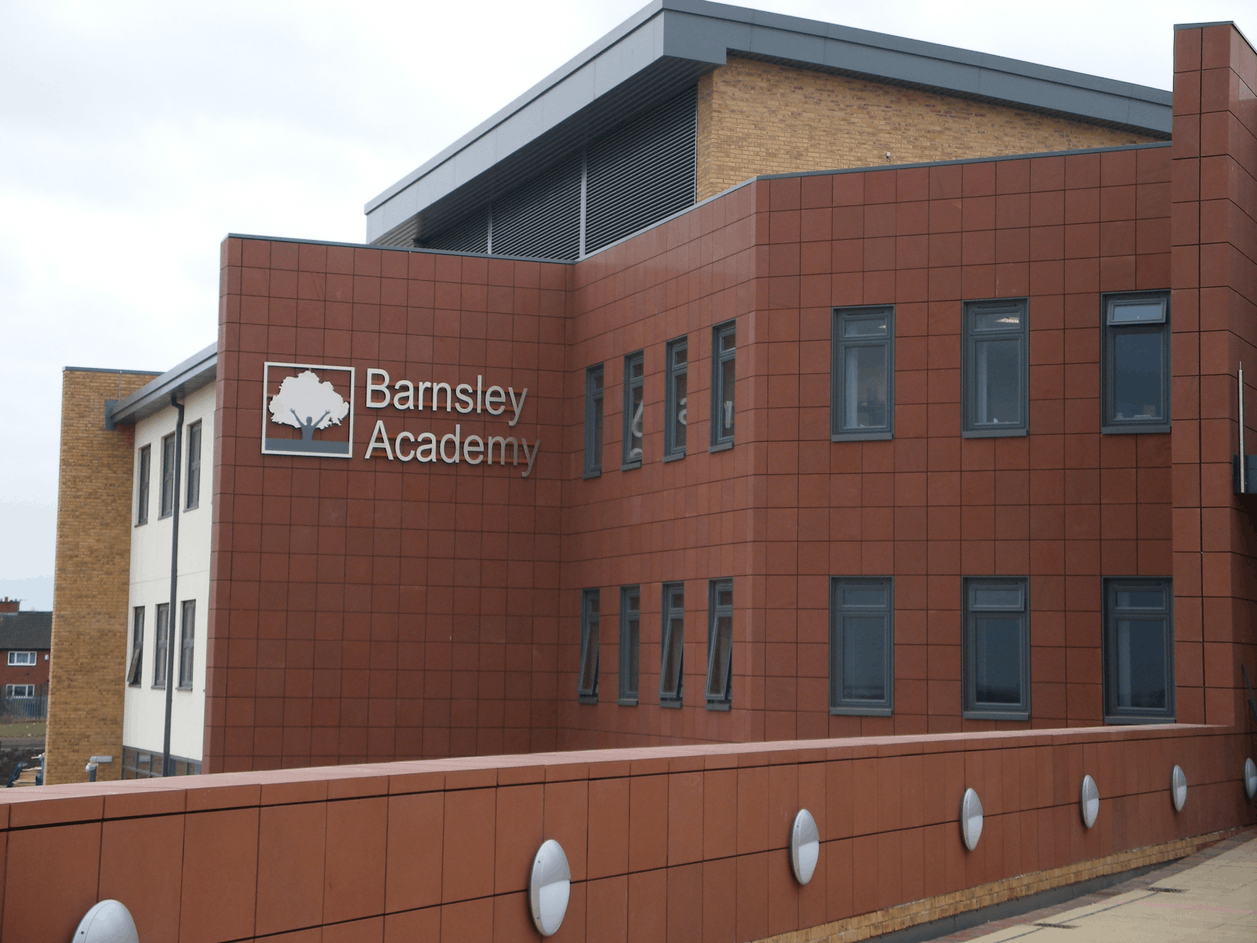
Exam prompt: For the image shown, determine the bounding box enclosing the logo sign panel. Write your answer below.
[262,362,355,458]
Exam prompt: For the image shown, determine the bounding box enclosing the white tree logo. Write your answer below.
[269,370,349,441]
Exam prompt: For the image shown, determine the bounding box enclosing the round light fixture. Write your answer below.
[1079,774,1100,829]
[960,788,983,851]
[528,839,571,937]
[72,900,139,943]
[1170,765,1188,812]
[790,809,820,885]
[1244,757,1256,801]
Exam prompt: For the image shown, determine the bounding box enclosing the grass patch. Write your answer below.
[0,722,46,738]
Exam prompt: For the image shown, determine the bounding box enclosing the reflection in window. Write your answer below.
[830,578,893,714]
[1103,293,1170,432]
[1104,579,1174,722]
[705,579,733,705]
[660,583,684,704]
[578,589,600,701]
[833,307,894,439]
[618,586,640,703]
[963,578,1029,719]
[963,301,1027,436]
[623,352,644,466]
[712,322,735,448]
[665,338,687,459]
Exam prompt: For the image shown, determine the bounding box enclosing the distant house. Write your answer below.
[0,599,51,705]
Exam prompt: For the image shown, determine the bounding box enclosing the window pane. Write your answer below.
[673,371,687,450]
[717,587,733,609]
[1116,619,1167,709]
[1116,589,1165,609]
[974,338,1021,426]
[707,615,733,699]
[662,617,684,695]
[842,587,886,608]
[1109,301,1163,323]
[842,615,886,700]
[1112,332,1164,421]
[621,586,640,700]
[974,616,1022,704]
[974,311,1020,331]
[843,317,887,337]
[719,359,735,439]
[844,345,887,429]
[973,588,1022,609]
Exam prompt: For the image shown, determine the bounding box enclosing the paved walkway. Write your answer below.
[926,828,1257,943]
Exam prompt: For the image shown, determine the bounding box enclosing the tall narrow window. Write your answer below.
[178,600,196,690]
[833,306,894,439]
[618,585,641,704]
[185,420,202,510]
[623,351,644,468]
[160,432,177,518]
[963,299,1028,436]
[153,602,170,689]
[127,607,144,686]
[711,322,736,449]
[1103,292,1170,433]
[1104,579,1174,722]
[664,337,688,460]
[578,589,600,701]
[584,365,604,477]
[705,579,733,707]
[136,445,151,525]
[830,578,894,715]
[963,578,1030,720]
[659,582,684,705]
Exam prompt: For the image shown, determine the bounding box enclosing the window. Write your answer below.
[136,445,151,525]
[5,685,34,699]
[705,579,733,707]
[578,589,600,701]
[963,578,1030,719]
[6,651,36,667]
[963,299,1028,436]
[153,602,170,689]
[160,432,177,518]
[186,420,202,509]
[584,365,604,478]
[127,607,144,686]
[1104,579,1175,723]
[1102,292,1170,433]
[659,582,684,705]
[623,352,644,468]
[664,337,688,460]
[830,578,894,715]
[832,306,894,440]
[618,585,640,704]
[178,600,196,690]
[711,322,736,449]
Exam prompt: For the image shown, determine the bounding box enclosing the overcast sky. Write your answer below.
[0,0,1244,608]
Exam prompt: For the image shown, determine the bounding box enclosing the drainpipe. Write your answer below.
[162,394,184,778]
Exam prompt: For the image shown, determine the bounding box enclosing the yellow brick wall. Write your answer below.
[45,369,158,784]
[696,57,1164,201]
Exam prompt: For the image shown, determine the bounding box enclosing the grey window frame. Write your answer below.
[962,299,1029,437]
[962,577,1031,720]
[663,337,688,461]
[136,445,151,525]
[832,306,895,441]
[830,577,894,716]
[659,582,684,705]
[578,588,600,702]
[153,602,170,689]
[159,432,177,518]
[711,321,735,451]
[618,585,641,705]
[127,606,144,686]
[584,364,604,478]
[185,420,202,510]
[1103,578,1175,724]
[623,351,644,469]
[178,599,196,690]
[1101,292,1171,434]
[705,579,733,708]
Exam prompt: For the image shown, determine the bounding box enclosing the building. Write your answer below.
[29,7,1257,943]
[0,599,51,714]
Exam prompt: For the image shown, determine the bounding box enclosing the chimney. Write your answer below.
[0,598,18,614]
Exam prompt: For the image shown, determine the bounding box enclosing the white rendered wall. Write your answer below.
[121,382,214,764]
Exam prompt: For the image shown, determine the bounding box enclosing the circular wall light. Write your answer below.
[528,839,571,937]
[1170,765,1188,812]
[960,788,983,851]
[1079,774,1100,829]
[1244,757,1256,801]
[73,900,139,943]
[790,809,820,885]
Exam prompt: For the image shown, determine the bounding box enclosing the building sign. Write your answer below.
[262,363,355,457]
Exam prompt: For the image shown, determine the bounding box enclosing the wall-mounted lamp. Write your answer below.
[528,840,570,937]
[73,900,139,943]
[960,788,983,851]
[1243,758,1256,801]
[1079,774,1100,829]
[789,809,820,885]
[1171,765,1188,812]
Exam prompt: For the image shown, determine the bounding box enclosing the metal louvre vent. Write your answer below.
[424,206,489,254]
[491,153,581,259]
[584,88,696,254]
[375,216,421,248]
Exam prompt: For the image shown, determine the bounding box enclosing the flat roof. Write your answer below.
[365,0,1173,245]
[108,342,217,427]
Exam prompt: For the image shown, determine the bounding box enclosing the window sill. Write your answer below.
[659,697,683,709]
[962,708,1030,721]
[620,460,642,472]
[185,503,200,512]
[831,430,893,442]
[1100,423,1171,435]
[616,697,639,707]
[578,695,598,705]
[1104,713,1176,725]
[661,451,686,463]
[961,427,1027,438]
[829,705,893,717]
[705,700,731,711]
[177,685,193,692]
[709,440,733,453]
[582,469,602,480]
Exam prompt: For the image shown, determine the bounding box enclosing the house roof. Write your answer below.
[364,0,1173,245]
[0,612,52,651]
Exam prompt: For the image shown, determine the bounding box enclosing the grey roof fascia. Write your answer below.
[109,342,218,426]
[365,0,1172,244]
